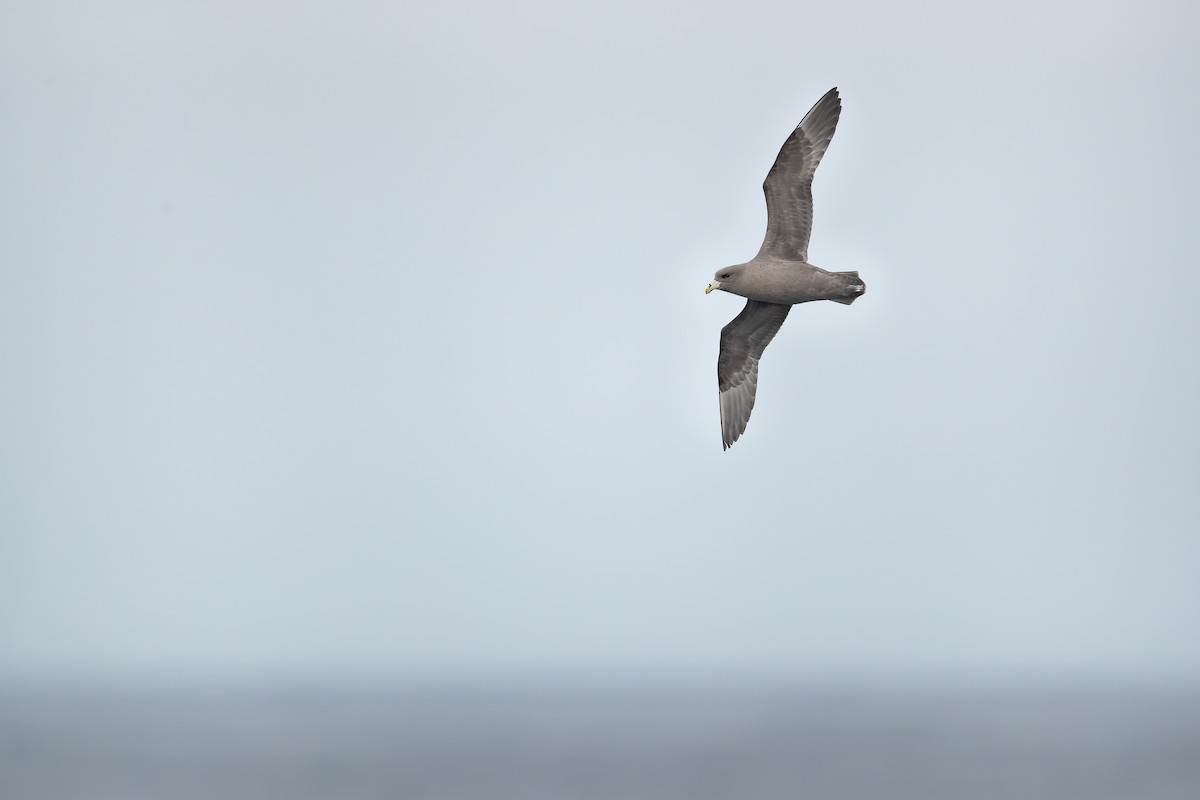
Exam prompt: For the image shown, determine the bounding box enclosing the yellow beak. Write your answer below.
[705,281,721,294]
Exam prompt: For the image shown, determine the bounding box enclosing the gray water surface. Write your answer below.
[3,687,1198,799]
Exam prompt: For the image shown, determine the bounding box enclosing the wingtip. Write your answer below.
[801,87,842,127]
[722,424,742,450]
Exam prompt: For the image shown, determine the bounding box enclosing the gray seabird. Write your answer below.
[706,87,865,450]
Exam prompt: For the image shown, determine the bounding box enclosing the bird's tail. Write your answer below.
[829,271,866,305]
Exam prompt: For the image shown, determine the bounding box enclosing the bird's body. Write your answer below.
[706,87,865,449]
[717,258,864,307]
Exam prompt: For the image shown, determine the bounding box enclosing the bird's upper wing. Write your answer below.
[718,300,792,449]
[755,87,841,263]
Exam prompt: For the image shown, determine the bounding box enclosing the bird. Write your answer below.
[705,87,865,450]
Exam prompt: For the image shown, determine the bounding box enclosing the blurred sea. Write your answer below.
[2,686,1199,799]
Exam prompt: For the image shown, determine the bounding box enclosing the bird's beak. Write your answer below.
[705,281,721,294]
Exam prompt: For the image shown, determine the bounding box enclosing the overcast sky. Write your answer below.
[2,0,1198,687]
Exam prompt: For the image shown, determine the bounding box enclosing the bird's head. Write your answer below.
[706,265,745,295]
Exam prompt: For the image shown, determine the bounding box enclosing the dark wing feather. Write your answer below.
[718,300,792,449]
[755,87,841,262]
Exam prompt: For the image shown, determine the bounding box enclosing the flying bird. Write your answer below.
[706,87,865,449]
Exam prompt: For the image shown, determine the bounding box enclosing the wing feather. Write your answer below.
[755,87,841,262]
[718,300,792,449]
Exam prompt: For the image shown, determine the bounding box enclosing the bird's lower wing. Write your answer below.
[718,300,792,449]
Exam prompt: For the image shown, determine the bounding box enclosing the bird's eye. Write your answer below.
[720,273,731,279]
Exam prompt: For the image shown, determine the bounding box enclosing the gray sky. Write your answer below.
[2,0,1198,686]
